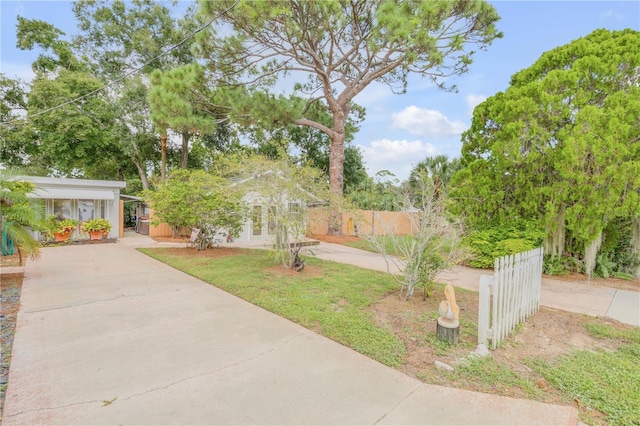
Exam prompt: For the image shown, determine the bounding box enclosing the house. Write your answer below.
[24,176,126,240]
[231,171,317,242]
[136,169,321,243]
[235,188,306,242]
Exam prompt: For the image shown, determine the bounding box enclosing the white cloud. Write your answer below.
[600,9,625,20]
[465,94,487,116]
[357,138,437,180]
[391,106,467,137]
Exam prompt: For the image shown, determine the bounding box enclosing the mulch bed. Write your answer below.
[0,273,22,421]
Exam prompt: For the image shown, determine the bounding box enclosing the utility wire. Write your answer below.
[1,0,239,126]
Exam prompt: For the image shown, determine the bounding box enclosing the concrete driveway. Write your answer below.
[2,242,577,425]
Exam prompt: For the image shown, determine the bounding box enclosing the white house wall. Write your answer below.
[24,176,126,240]
[237,192,306,242]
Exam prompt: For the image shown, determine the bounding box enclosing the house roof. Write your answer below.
[120,194,142,202]
[23,176,126,189]
[19,176,126,200]
[231,170,322,203]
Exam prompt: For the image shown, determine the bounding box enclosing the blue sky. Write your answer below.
[2,0,639,181]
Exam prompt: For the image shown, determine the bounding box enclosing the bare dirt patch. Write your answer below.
[265,264,323,277]
[544,272,639,292]
[1,273,23,421]
[151,236,189,243]
[370,287,633,413]
[0,254,23,268]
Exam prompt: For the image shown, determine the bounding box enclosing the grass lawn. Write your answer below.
[139,246,640,425]
[533,325,640,426]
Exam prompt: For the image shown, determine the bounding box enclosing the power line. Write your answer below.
[1,0,239,126]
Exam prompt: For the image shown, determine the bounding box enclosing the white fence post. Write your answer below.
[475,275,493,356]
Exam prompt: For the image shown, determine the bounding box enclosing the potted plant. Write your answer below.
[42,216,78,242]
[81,218,112,240]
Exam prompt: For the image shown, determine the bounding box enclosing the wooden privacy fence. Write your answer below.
[307,207,417,236]
[477,247,544,351]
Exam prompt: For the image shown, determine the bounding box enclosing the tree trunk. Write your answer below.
[160,134,167,183]
[131,157,149,191]
[180,131,190,169]
[329,132,345,198]
[328,108,347,235]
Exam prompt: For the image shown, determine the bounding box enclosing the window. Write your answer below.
[53,200,73,220]
[288,202,301,216]
[288,202,300,211]
[48,199,107,222]
[98,200,107,219]
[78,200,95,222]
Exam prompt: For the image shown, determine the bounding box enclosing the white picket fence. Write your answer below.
[477,247,544,351]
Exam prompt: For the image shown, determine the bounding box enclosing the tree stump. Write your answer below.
[437,317,460,344]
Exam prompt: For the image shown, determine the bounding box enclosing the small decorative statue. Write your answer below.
[437,283,460,343]
[438,284,459,324]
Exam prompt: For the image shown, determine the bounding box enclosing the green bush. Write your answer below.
[593,252,616,278]
[494,238,537,258]
[464,223,544,269]
[598,218,640,278]
[418,250,445,298]
[543,255,584,275]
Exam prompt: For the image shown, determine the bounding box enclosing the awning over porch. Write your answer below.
[27,188,116,200]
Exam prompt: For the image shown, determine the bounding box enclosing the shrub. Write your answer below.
[143,169,247,241]
[464,223,544,269]
[543,255,584,275]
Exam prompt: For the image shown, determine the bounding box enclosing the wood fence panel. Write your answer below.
[490,247,543,349]
[148,209,173,237]
[306,207,330,235]
[306,207,416,236]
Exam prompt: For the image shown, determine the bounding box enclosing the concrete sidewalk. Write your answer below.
[2,241,577,425]
[436,266,639,327]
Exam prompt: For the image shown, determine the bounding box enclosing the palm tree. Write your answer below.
[409,155,461,202]
[1,175,41,264]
